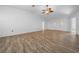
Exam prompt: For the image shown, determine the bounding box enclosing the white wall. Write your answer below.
[74,12,79,35]
[0,6,79,37]
[47,15,79,35]
[76,17,79,35]
[47,18,70,32]
[68,11,79,35]
[0,6,43,37]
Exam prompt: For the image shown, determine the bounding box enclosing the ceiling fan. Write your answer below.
[32,5,54,15]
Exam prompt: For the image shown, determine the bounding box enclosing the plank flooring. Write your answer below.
[0,30,79,53]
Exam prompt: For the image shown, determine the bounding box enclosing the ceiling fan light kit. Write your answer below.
[32,5,54,15]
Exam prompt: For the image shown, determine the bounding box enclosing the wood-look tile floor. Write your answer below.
[0,30,79,53]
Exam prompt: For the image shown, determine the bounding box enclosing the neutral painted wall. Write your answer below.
[47,15,79,35]
[68,11,79,35]
[0,6,79,37]
[76,17,79,35]
[47,18,71,32]
[74,12,79,35]
[0,6,43,37]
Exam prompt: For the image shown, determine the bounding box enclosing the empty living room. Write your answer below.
[0,5,79,53]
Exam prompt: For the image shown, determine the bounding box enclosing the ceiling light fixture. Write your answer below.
[32,5,54,15]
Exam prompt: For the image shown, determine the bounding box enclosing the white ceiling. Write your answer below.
[2,5,79,20]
